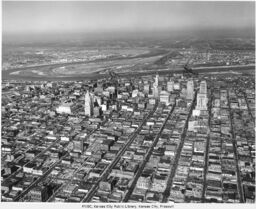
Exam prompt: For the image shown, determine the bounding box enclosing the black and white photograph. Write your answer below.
[1,0,255,207]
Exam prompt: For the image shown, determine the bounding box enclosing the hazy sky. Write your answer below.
[3,1,255,35]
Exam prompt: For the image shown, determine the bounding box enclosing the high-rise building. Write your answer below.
[154,74,159,87]
[167,81,174,92]
[196,81,208,110]
[199,80,207,94]
[196,94,208,110]
[152,87,159,98]
[187,80,194,100]
[85,91,93,116]
[153,74,159,98]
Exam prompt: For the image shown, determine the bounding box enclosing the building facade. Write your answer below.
[85,91,94,116]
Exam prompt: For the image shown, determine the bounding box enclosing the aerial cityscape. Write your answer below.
[1,0,255,204]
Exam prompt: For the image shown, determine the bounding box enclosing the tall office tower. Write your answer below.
[196,81,208,110]
[73,139,83,153]
[167,81,174,92]
[187,80,194,100]
[199,80,207,94]
[155,74,159,86]
[85,91,93,116]
[196,94,208,110]
[153,74,159,98]
[153,85,159,98]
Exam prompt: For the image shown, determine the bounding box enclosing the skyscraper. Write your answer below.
[199,80,207,94]
[196,94,208,110]
[187,80,194,100]
[153,74,159,98]
[196,81,208,110]
[85,91,93,116]
[154,74,159,87]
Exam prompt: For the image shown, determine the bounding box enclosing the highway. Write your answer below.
[227,90,244,203]
[162,90,198,203]
[122,103,176,202]
[81,101,159,202]
[201,89,213,202]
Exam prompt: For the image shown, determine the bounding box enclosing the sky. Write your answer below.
[2,1,255,38]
